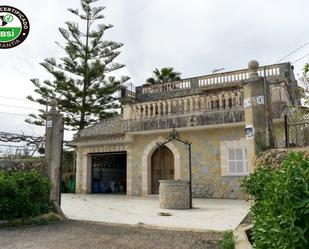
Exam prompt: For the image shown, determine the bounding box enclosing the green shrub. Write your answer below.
[241,152,309,249]
[0,170,52,220]
[219,231,236,249]
[241,167,273,201]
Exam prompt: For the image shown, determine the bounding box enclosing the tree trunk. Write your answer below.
[79,14,90,131]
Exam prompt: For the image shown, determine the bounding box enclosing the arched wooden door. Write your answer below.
[151,145,174,194]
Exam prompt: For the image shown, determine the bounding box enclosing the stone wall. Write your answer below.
[0,158,46,175]
[255,147,309,169]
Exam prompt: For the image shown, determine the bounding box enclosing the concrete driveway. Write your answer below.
[61,194,250,232]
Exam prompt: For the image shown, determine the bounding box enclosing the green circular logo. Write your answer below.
[0,6,30,49]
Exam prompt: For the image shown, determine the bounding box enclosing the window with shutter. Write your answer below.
[227,146,248,176]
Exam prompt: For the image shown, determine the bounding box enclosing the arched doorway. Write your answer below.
[151,145,174,194]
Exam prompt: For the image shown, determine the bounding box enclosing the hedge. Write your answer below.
[241,152,309,249]
[0,170,52,220]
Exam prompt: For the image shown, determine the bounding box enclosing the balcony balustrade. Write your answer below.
[140,64,282,96]
[123,90,243,120]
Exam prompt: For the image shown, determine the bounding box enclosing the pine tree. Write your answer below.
[26,0,129,131]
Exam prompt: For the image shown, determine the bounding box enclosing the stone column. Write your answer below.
[224,93,231,109]
[218,94,223,109]
[231,92,236,107]
[200,96,206,110]
[194,96,200,111]
[178,99,183,113]
[212,95,218,109]
[152,103,157,117]
[142,104,146,118]
[80,153,92,194]
[45,99,64,206]
[243,60,268,172]
[206,96,211,110]
[162,101,167,115]
[173,100,178,113]
[184,98,189,113]
[157,102,162,117]
[189,97,194,112]
[147,103,152,118]
[237,90,243,107]
[167,100,172,114]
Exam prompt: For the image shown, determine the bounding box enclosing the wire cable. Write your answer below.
[0,103,38,110]
[0,111,30,116]
[276,42,309,63]
[0,95,30,102]
[292,52,309,64]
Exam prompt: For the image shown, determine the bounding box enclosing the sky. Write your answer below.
[1,0,309,138]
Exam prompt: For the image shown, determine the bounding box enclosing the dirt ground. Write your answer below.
[0,220,223,249]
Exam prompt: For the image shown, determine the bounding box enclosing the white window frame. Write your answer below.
[227,146,248,176]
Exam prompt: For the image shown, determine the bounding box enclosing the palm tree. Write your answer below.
[304,63,309,74]
[146,67,181,85]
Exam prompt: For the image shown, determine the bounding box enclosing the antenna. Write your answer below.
[212,68,225,74]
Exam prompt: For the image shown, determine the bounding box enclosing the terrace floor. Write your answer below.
[61,194,250,232]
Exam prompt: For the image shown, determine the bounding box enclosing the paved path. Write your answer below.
[61,194,250,232]
[0,220,222,249]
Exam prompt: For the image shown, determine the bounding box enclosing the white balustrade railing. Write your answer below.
[141,65,282,94]
[142,80,191,94]
[199,66,280,87]
[123,91,243,120]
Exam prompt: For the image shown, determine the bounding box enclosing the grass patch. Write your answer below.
[0,212,63,228]
[218,231,236,249]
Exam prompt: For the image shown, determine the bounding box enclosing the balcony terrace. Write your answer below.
[119,62,295,132]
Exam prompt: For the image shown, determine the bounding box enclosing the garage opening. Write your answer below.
[91,152,127,194]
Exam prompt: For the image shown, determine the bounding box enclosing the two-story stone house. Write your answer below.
[72,60,297,199]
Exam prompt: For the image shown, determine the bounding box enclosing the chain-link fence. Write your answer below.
[286,107,309,147]
[269,81,309,148]
[0,112,45,158]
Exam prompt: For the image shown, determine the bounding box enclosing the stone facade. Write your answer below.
[130,125,246,198]
[73,61,298,200]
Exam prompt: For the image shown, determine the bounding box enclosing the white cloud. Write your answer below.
[0,0,309,135]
